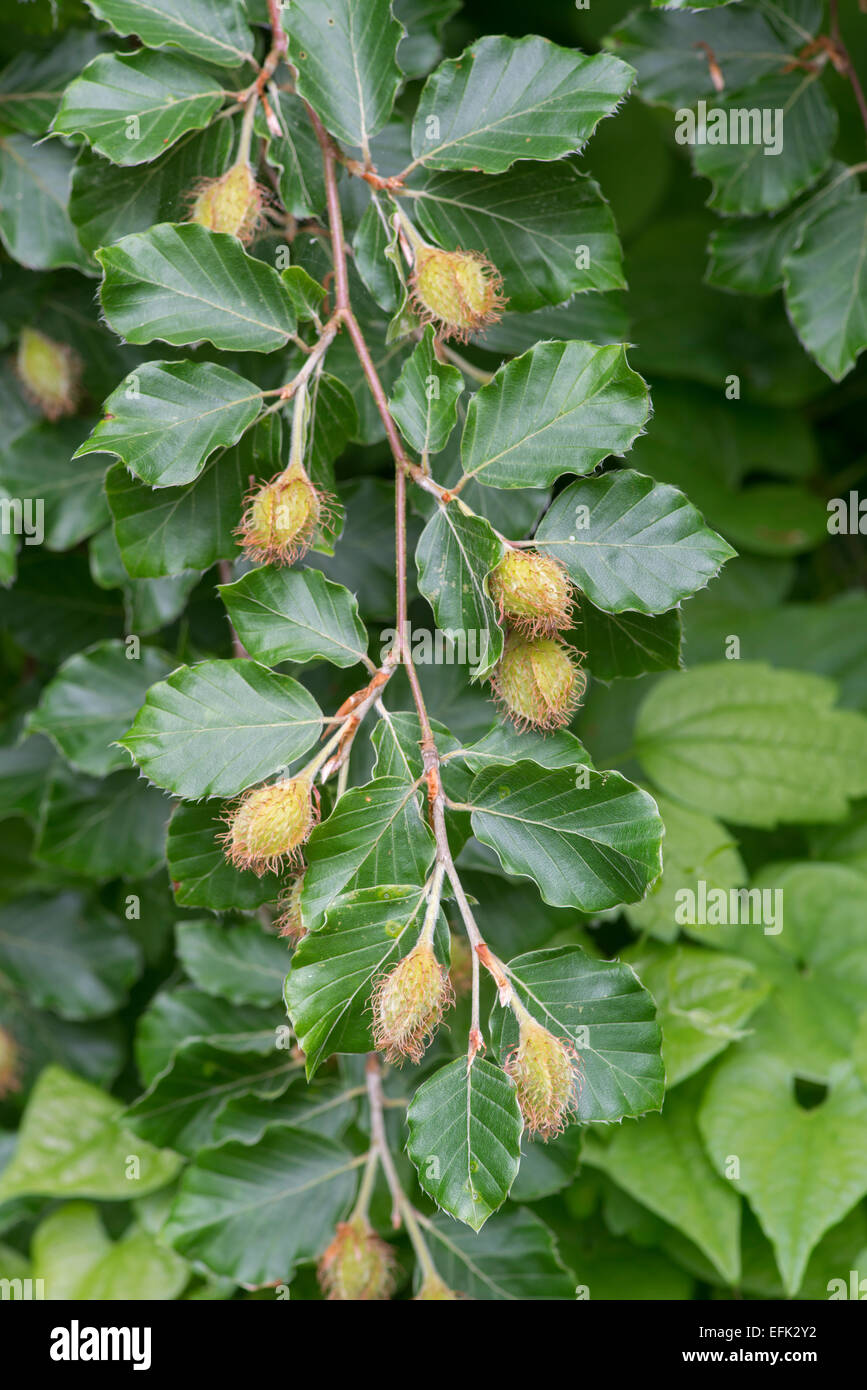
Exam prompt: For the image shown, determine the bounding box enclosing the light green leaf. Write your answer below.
[285,0,404,153]
[0,891,141,1021]
[635,663,867,827]
[406,1058,522,1230]
[389,325,464,456]
[536,471,735,615]
[33,1204,188,1300]
[460,340,650,489]
[583,1078,741,1284]
[219,566,369,669]
[411,34,634,173]
[300,778,436,927]
[75,361,264,487]
[415,501,504,681]
[783,196,867,382]
[177,920,288,1009]
[52,50,226,164]
[28,640,175,776]
[165,1124,357,1284]
[700,1046,867,1295]
[120,658,322,798]
[491,944,665,1124]
[467,761,663,912]
[624,795,746,944]
[285,884,447,1075]
[84,0,255,68]
[0,1066,180,1201]
[98,223,297,353]
[625,942,770,1084]
[415,160,624,312]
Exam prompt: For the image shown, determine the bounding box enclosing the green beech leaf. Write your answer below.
[166,800,281,911]
[699,1047,867,1295]
[389,325,464,456]
[783,196,867,382]
[33,1209,189,1301]
[84,0,255,69]
[34,770,170,880]
[394,0,459,80]
[0,30,106,136]
[0,422,108,551]
[583,1079,741,1284]
[411,34,634,173]
[75,361,264,487]
[578,602,683,680]
[460,341,650,489]
[415,160,625,312]
[126,1039,296,1154]
[406,1057,523,1230]
[0,135,89,272]
[105,415,282,578]
[28,640,175,776]
[0,1066,180,1201]
[285,884,447,1075]
[120,659,322,798]
[690,72,836,216]
[457,723,593,775]
[608,6,790,108]
[423,1206,574,1299]
[0,891,141,1021]
[415,502,504,681]
[536,471,735,615]
[177,920,288,1009]
[70,120,236,255]
[219,567,369,669]
[134,989,280,1087]
[52,50,226,164]
[300,779,436,927]
[707,165,858,296]
[262,90,326,220]
[489,944,665,1122]
[165,1124,357,1284]
[285,0,404,152]
[97,224,297,353]
[210,1079,358,1146]
[635,663,867,827]
[467,761,663,911]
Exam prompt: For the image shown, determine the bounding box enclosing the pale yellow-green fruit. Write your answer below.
[493,632,585,731]
[372,940,454,1064]
[238,469,322,565]
[489,548,573,636]
[506,1016,579,1140]
[318,1217,395,1301]
[223,777,314,875]
[412,245,504,341]
[16,327,81,420]
[189,161,263,242]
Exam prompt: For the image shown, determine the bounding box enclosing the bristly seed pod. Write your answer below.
[492,631,585,731]
[237,466,327,566]
[505,1014,580,1141]
[0,1027,21,1100]
[275,873,307,942]
[222,777,315,876]
[16,327,81,420]
[372,939,454,1065]
[488,548,573,637]
[411,245,505,343]
[188,160,265,243]
[318,1216,396,1301]
[415,1273,459,1300]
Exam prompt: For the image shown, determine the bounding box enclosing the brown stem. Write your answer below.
[830,0,867,142]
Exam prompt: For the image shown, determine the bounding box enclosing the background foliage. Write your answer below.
[1,0,867,1302]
